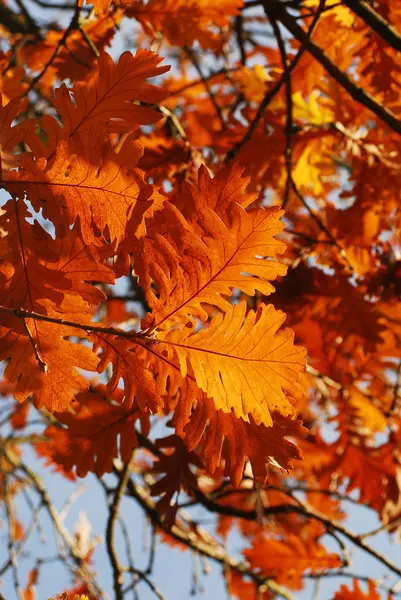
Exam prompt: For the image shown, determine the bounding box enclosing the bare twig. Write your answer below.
[184,46,226,127]
[269,16,294,208]
[25,5,80,94]
[118,467,294,600]
[4,479,24,600]
[262,0,401,136]
[226,0,324,162]
[21,318,48,373]
[289,178,353,269]
[344,0,401,53]
[4,449,104,597]
[106,453,135,600]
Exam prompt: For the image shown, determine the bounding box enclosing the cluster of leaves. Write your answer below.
[1,0,401,598]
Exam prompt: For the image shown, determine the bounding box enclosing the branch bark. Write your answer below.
[345,0,401,53]
[260,0,401,136]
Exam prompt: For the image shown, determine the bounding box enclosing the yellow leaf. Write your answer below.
[349,388,387,434]
[292,91,333,125]
[157,301,306,426]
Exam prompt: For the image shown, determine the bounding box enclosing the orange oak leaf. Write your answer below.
[42,225,116,309]
[49,49,169,143]
[129,0,243,51]
[79,0,113,14]
[149,435,202,524]
[0,200,115,317]
[137,200,287,329]
[0,53,27,103]
[156,301,306,426]
[51,582,98,600]
[90,332,163,412]
[22,568,38,600]
[0,316,98,412]
[175,393,306,486]
[320,442,396,512]
[227,570,273,600]
[5,133,160,248]
[19,12,122,91]
[0,199,67,313]
[175,163,259,226]
[0,95,27,174]
[36,386,150,477]
[244,532,341,590]
[138,133,190,184]
[9,400,29,430]
[332,580,381,600]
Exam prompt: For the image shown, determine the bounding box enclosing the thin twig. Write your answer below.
[289,178,353,269]
[25,6,80,94]
[126,567,167,600]
[4,479,24,600]
[269,17,294,208]
[118,467,294,600]
[226,0,324,162]
[262,0,401,136]
[344,0,401,53]
[4,449,104,597]
[178,491,401,580]
[184,46,226,127]
[21,318,48,373]
[106,453,136,600]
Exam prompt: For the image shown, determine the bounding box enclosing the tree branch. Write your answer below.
[345,0,401,53]
[261,0,401,136]
[119,467,294,600]
[226,0,325,162]
[106,453,135,600]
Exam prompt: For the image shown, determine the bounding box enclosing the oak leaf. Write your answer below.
[90,332,163,412]
[0,199,115,313]
[320,442,396,512]
[19,12,123,91]
[175,163,259,225]
[156,301,305,426]
[137,201,287,329]
[227,571,273,600]
[129,0,243,51]
[50,49,169,141]
[0,95,27,174]
[0,54,27,103]
[0,316,98,412]
[5,132,160,248]
[332,580,380,600]
[244,532,341,590]
[79,0,113,14]
[149,435,202,525]
[36,386,150,477]
[176,393,306,486]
